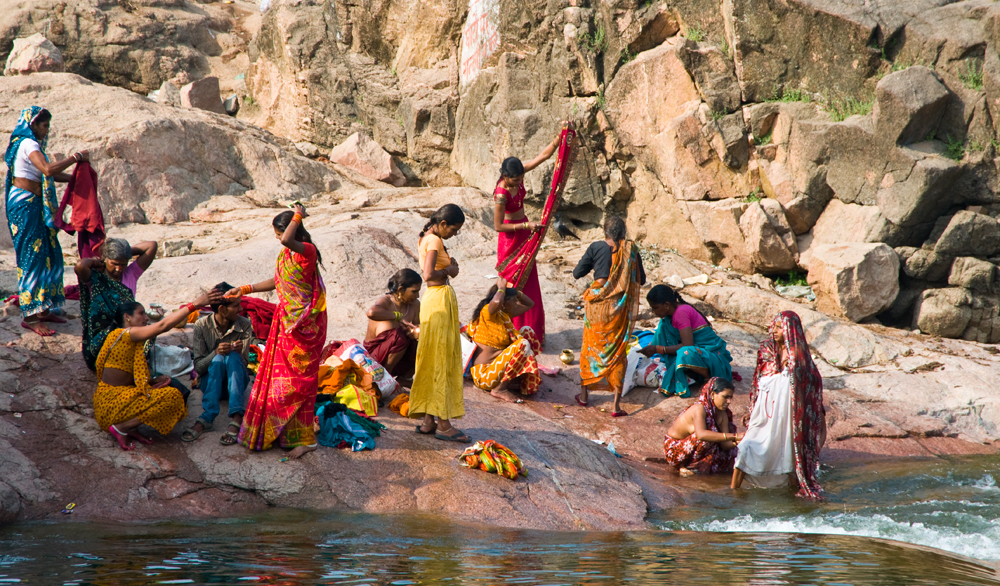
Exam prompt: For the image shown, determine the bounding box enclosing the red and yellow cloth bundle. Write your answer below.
[458,440,526,480]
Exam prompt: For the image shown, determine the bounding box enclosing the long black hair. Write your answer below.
[646,284,711,326]
[114,301,144,327]
[471,284,516,323]
[387,268,422,294]
[704,377,735,395]
[419,204,466,238]
[500,157,525,177]
[273,210,323,266]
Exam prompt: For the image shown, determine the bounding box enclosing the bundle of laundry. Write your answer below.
[314,402,386,451]
[318,358,378,417]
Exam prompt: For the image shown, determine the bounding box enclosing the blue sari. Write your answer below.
[652,315,733,398]
[4,107,65,317]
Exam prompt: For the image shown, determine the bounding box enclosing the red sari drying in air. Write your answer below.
[494,127,577,344]
[239,243,327,450]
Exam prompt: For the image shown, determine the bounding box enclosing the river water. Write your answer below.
[1,456,997,585]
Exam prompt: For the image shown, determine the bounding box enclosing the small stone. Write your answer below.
[180,77,226,115]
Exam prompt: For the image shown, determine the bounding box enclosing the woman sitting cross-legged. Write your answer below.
[641,285,733,398]
[95,291,220,451]
[466,285,541,404]
[663,377,741,477]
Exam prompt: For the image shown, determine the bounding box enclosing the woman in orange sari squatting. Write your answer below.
[466,285,541,404]
[229,204,327,459]
[574,215,645,417]
[492,125,567,344]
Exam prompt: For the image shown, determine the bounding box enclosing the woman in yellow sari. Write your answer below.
[411,204,469,443]
[95,291,219,450]
[466,285,541,403]
[574,216,646,417]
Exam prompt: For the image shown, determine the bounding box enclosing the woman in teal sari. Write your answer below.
[4,106,88,336]
[641,285,732,398]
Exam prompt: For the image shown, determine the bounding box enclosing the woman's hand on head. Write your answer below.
[194,289,225,308]
[76,149,90,162]
[294,203,308,218]
[224,287,242,300]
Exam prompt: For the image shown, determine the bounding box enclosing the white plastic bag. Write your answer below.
[151,344,194,378]
[621,346,643,397]
[633,356,665,388]
[337,339,398,396]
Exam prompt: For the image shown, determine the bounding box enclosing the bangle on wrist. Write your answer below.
[393,311,402,322]
[183,303,196,314]
[240,284,253,295]
[292,212,303,224]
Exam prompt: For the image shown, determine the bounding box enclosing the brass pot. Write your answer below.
[559,349,575,365]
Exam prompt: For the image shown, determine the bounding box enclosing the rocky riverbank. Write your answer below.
[0,194,997,529]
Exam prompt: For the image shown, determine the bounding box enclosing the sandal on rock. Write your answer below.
[127,428,154,444]
[415,423,437,435]
[435,428,471,443]
[575,393,588,407]
[109,425,135,451]
[611,409,629,418]
[220,429,239,446]
[181,425,208,442]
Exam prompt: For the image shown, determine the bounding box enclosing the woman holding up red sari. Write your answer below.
[228,204,327,459]
[493,122,571,344]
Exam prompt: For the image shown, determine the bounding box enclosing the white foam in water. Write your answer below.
[688,509,1000,561]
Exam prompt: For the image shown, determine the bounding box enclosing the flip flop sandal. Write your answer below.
[21,322,54,337]
[575,393,589,407]
[415,424,437,435]
[109,425,135,451]
[611,410,629,418]
[181,426,207,442]
[434,429,471,443]
[220,430,239,446]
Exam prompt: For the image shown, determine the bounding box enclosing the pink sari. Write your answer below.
[495,127,578,343]
[239,243,327,450]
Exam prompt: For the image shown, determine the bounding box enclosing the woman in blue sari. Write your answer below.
[641,285,732,398]
[4,106,88,336]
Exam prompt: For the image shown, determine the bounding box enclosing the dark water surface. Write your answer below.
[1,457,998,585]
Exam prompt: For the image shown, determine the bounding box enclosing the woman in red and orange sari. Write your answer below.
[494,122,574,344]
[228,204,327,459]
[574,216,645,417]
[466,285,541,404]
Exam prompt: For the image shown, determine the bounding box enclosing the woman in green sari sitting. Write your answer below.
[640,285,732,398]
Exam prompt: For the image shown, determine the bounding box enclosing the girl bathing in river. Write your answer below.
[663,377,741,476]
[732,310,826,498]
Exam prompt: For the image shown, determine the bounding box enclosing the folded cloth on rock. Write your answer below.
[315,402,385,451]
[388,393,409,417]
[458,440,527,480]
[320,338,399,397]
[318,359,378,416]
[240,297,276,340]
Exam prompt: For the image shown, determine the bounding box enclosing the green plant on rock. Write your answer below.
[740,188,763,203]
[579,25,608,53]
[596,87,607,110]
[756,130,773,146]
[774,271,808,287]
[960,58,984,91]
[720,39,732,60]
[620,46,636,66]
[710,109,726,121]
[770,86,810,103]
[685,25,704,42]
[827,96,873,122]
[945,135,966,160]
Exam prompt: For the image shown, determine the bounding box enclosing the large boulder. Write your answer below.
[0,73,361,224]
[948,257,996,292]
[897,246,953,282]
[807,243,900,322]
[180,77,226,115]
[915,288,973,338]
[750,102,834,235]
[3,33,63,76]
[738,200,798,274]
[329,133,406,187]
[0,0,243,94]
[871,67,950,148]
[934,211,1000,257]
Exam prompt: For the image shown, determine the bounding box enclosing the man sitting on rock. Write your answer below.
[183,282,259,445]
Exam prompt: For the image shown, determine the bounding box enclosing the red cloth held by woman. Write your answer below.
[57,161,105,258]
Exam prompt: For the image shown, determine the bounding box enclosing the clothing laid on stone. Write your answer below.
[652,304,733,398]
[93,328,187,435]
[4,107,65,318]
[363,327,416,378]
[745,311,826,498]
[239,243,327,450]
[662,378,738,474]
[734,369,794,488]
[56,161,104,258]
[578,240,645,391]
[81,270,134,371]
[191,314,257,376]
[466,305,542,395]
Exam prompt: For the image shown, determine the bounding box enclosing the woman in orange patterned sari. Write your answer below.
[466,285,541,403]
[574,216,645,417]
[228,204,327,459]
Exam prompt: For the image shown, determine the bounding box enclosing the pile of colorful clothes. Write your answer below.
[458,440,526,480]
[314,402,385,451]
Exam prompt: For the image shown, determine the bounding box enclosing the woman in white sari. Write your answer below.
[732,311,826,498]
